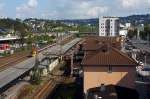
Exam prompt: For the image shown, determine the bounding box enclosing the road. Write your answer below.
[0,38,81,91]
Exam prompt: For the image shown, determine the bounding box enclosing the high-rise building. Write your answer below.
[99,16,120,36]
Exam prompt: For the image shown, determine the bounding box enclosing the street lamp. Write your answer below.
[144,55,147,66]
[142,51,147,66]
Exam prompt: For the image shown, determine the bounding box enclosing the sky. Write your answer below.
[0,0,150,19]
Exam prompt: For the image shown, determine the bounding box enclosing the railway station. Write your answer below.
[0,37,81,97]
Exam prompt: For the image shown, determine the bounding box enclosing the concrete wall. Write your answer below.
[83,66,136,93]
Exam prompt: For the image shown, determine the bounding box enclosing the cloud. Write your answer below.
[46,0,109,19]
[75,1,108,18]
[119,0,150,9]
[16,0,38,18]
[13,0,150,19]
[86,6,108,17]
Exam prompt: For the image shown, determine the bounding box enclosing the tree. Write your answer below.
[127,29,137,38]
[17,24,28,49]
[140,25,150,40]
[26,32,35,50]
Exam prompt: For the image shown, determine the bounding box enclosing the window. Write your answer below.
[108,65,112,73]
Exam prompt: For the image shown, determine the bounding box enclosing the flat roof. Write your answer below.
[0,57,35,89]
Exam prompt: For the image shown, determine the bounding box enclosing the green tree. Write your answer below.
[127,29,137,38]
[140,25,150,40]
[16,24,28,50]
[26,32,35,50]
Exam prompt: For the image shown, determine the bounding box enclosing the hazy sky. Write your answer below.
[0,0,150,19]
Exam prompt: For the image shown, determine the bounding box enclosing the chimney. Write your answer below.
[100,84,106,92]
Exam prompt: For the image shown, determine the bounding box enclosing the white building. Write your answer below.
[125,23,131,28]
[99,16,120,36]
[119,29,128,37]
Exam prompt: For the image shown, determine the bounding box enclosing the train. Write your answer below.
[29,43,56,57]
[30,46,38,57]
[0,44,10,51]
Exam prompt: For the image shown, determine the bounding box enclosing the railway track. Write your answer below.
[0,52,29,71]
[31,76,67,99]
[0,34,74,71]
[0,44,56,71]
[32,80,56,99]
[30,61,67,99]
[0,42,57,71]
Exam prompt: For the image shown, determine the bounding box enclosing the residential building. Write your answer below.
[99,16,120,36]
[119,29,128,37]
[125,23,131,28]
[80,37,138,93]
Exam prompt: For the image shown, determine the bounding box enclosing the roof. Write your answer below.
[0,38,81,90]
[81,46,138,66]
[81,36,138,66]
[86,85,139,99]
[82,36,122,51]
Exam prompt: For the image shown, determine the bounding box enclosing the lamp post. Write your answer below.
[144,55,147,66]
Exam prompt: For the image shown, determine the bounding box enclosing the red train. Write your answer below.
[0,44,10,50]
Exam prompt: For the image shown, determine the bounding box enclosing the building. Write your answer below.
[99,16,120,36]
[86,85,139,99]
[119,29,128,37]
[80,37,138,93]
[125,23,131,28]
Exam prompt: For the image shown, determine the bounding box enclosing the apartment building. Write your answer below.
[99,16,120,36]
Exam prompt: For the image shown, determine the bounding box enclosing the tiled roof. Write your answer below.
[81,36,138,66]
[82,36,122,51]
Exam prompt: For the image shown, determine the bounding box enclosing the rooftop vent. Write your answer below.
[100,84,106,92]
[101,45,110,53]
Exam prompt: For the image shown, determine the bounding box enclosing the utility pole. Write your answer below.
[144,55,147,66]
[70,50,74,75]
[58,34,62,62]
[147,34,149,46]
